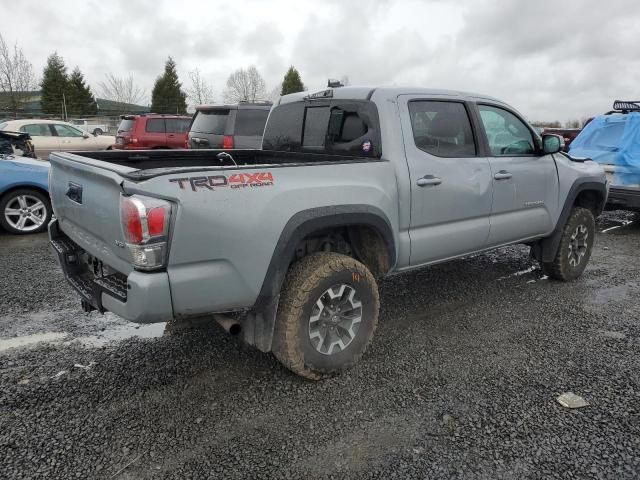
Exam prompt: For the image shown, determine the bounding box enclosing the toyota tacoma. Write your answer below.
[48,87,608,379]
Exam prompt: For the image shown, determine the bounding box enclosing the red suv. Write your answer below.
[114,114,191,150]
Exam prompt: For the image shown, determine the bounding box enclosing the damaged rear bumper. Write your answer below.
[49,219,174,323]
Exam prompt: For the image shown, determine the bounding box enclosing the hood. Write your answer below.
[570,113,640,186]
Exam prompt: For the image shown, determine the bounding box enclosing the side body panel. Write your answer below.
[472,102,559,244]
[136,119,168,149]
[121,160,400,317]
[0,157,50,195]
[396,94,493,265]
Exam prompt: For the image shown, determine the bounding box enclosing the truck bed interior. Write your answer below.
[72,149,381,180]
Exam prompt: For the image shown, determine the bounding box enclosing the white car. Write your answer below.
[71,119,110,136]
[0,119,115,160]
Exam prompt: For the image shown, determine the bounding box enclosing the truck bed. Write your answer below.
[72,149,380,181]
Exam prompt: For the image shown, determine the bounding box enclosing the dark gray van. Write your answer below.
[187,102,271,150]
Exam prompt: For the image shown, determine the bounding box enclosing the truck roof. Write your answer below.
[278,86,507,106]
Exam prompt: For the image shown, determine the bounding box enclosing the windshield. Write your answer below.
[576,121,626,150]
[190,110,229,134]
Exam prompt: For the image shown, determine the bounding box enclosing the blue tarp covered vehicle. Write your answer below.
[570,101,640,211]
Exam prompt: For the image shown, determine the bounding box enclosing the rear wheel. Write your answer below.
[542,207,595,281]
[0,189,52,234]
[93,128,103,136]
[272,252,379,380]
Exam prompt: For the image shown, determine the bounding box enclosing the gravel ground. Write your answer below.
[1,211,639,479]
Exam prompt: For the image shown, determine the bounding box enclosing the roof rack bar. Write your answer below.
[613,100,640,112]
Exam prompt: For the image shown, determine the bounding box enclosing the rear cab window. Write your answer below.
[263,99,381,157]
[190,110,229,134]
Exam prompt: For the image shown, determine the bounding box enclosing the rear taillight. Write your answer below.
[120,195,172,271]
[128,137,138,144]
[223,135,234,149]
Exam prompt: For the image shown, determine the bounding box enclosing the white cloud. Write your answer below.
[1,0,638,120]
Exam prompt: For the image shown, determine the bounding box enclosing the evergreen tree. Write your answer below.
[150,57,187,114]
[67,67,97,115]
[40,52,70,115]
[280,66,304,96]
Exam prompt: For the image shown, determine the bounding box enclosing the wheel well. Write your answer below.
[574,189,605,216]
[292,225,391,280]
[0,185,50,203]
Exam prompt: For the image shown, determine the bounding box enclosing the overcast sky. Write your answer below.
[2,0,639,122]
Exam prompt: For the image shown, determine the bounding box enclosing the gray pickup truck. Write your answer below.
[48,87,608,379]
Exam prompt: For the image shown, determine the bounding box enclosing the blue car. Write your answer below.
[0,131,51,234]
[570,100,640,211]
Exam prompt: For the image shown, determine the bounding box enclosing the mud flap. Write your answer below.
[241,296,279,352]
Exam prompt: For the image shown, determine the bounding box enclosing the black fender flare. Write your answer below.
[244,205,396,352]
[538,178,607,263]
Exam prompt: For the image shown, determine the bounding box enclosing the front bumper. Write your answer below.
[606,186,640,212]
[49,219,174,323]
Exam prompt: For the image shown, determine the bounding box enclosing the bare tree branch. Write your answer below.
[223,65,266,103]
[0,33,38,116]
[97,73,145,109]
[186,68,214,106]
[268,83,282,103]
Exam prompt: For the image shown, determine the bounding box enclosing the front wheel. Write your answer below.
[272,252,379,380]
[541,207,595,281]
[0,189,52,234]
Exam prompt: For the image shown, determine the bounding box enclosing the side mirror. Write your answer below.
[542,134,564,154]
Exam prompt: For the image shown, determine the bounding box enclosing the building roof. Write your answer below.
[0,91,149,115]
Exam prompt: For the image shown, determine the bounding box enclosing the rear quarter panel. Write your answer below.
[124,161,399,317]
[0,158,50,196]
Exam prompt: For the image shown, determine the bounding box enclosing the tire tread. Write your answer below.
[272,252,379,380]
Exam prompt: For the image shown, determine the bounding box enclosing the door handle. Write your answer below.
[494,170,512,180]
[416,175,442,187]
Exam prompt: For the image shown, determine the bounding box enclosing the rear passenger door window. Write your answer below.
[478,105,535,155]
[146,119,166,133]
[408,101,477,157]
[20,124,53,136]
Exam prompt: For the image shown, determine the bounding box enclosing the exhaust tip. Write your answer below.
[214,315,242,336]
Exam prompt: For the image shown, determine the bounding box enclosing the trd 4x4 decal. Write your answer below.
[170,172,274,191]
